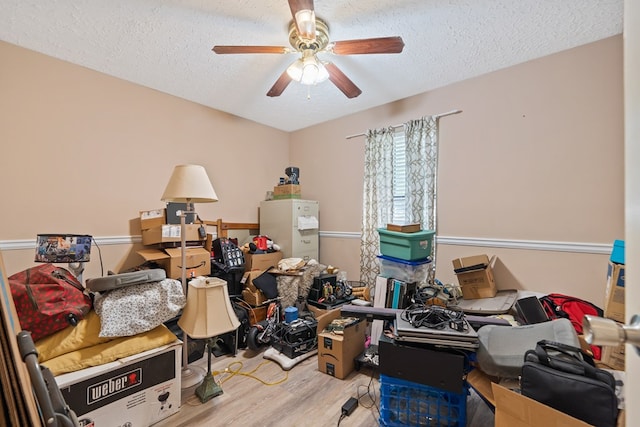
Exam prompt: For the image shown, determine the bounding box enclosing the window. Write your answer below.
[391,128,407,224]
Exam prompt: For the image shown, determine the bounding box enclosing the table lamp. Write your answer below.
[178,276,240,402]
[161,164,218,389]
[34,234,92,283]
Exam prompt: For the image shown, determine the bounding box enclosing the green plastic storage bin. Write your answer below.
[377,228,435,261]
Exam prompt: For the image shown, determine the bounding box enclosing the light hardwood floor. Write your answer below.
[154,346,381,427]
[153,346,494,427]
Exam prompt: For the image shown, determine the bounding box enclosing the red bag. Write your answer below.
[539,293,604,359]
[9,264,92,341]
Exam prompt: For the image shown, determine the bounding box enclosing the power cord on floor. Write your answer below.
[337,397,358,426]
[356,368,380,424]
[184,359,288,406]
[336,366,380,425]
[216,360,289,386]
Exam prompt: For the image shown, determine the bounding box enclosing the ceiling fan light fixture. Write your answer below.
[286,59,304,82]
[287,50,328,86]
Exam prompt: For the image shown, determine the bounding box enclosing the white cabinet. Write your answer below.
[259,199,319,261]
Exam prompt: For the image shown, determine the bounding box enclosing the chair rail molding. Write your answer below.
[1,233,612,255]
[318,231,613,255]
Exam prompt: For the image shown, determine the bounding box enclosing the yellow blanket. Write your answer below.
[36,310,178,376]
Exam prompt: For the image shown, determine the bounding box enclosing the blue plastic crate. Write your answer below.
[379,375,468,427]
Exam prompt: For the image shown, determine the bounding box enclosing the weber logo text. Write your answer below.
[87,369,142,405]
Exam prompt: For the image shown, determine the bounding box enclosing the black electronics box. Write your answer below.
[209,267,244,297]
[378,334,466,394]
[312,274,337,292]
[308,273,355,309]
[271,319,318,359]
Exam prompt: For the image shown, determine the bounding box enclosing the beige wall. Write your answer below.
[1,36,624,308]
[0,41,290,276]
[292,36,623,306]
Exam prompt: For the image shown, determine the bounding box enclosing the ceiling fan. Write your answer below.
[212,0,404,99]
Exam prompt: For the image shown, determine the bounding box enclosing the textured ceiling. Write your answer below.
[0,0,624,132]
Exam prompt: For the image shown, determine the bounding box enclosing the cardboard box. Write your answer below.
[141,224,203,246]
[237,300,267,325]
[137,247,210,280]
[139,209,166,230]
[452,254,497,299]
[243,251,283,272]
[317,309,366,379]
[308,304,329,319]
[57,342,181,427]
[492,383,591,426]
[273,184,301,196]
[600,341,625,371]
[605,261,625,323]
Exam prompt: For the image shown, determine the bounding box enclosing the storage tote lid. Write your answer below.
[377,228,435,240]
[377,254,431,265]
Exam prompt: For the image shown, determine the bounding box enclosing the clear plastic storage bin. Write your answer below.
[377,255,431,283]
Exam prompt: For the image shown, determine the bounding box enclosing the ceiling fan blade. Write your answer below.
[212,45,289,54]
[331,36,405,55]
[325,63,362,99]
[288,0,316,40]
[267,70,294,97]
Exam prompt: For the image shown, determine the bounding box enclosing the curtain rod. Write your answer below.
[345,109,462,140]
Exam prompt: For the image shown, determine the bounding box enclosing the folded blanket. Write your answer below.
[36,309,177,376]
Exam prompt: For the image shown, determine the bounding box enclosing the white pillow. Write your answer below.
[94,278,185,337]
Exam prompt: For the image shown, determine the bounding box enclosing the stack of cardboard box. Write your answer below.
[240,250,283,325]
[135,208,211,280]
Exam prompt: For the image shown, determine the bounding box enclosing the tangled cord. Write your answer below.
[413,280,462,306]
[400,303,467,331]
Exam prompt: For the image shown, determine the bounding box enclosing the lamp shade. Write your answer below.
[178,277,240,339]
[161,164,218,203]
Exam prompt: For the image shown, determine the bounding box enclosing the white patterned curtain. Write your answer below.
[359,127,395,286]
[359,116,439,286]
[404,116,439,284]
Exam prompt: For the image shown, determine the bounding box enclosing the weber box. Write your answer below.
[57,341,181,427]
[317,309,366,379]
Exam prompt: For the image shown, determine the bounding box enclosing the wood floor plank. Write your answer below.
[153,347,381,427]
[153,345,495,426]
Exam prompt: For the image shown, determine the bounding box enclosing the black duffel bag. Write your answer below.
[521,340,619,427]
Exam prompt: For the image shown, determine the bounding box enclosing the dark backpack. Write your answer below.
[539,293,604,359]
[9,264,92,341]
